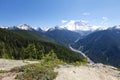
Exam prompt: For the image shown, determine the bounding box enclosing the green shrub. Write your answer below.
[0,70,8,73]
[12,50,63,80]
[15,64,58,80]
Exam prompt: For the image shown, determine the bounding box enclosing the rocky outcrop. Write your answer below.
[54,63,120,80]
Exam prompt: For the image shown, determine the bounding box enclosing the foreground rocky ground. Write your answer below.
[0,59,38,80]
[54,64,120,80]
[0,59,120,80]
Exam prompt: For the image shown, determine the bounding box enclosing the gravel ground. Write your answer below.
[54,64,120,80]
[0,59,120,80]
[0,59,39,71]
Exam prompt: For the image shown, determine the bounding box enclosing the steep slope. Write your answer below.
[45,27,81,46]
[72,28,120,67]
[0,28,85,63]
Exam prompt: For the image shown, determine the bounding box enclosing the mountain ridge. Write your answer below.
[72,28,120,68]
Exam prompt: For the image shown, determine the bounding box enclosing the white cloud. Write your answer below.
[102,17,108,21]
[101,17,109,26]
[61,20,68,23]
[82,12,90,16]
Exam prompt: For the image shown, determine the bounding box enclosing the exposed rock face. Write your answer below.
[54,64,120,80]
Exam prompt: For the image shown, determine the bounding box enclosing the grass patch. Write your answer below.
[0,70,8,73]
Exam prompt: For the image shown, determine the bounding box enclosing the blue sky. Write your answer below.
[0,0,120,27]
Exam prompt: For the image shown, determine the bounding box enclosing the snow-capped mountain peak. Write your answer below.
[47,26,67,31]
[17,24,33,30]
[0,26,9,29]
[60,20,92,31]
[34,27,43,32]
[113,25,120,29]
[107,25,120,30]
[60,20,108,31]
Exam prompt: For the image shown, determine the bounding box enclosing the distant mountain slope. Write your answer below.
[45,27,81,46]
[12,30,53,42]
[0,28,85,63]
[72,28,120,67]
[0,24,82,46]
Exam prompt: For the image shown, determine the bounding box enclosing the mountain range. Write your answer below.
[0,20,109,31]
[0,28,85,63]
[0,24,82,46]
[1,24,120,68]
[0,22,109,46]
